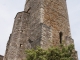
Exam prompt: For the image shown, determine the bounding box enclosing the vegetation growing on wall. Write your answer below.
[25,44,76,60]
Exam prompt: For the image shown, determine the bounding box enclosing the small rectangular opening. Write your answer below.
[20,44,23,47]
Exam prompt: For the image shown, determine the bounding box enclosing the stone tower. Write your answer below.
[4,0,78,60]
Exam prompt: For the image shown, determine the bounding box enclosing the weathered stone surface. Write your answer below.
[24,0,71,47]
[4,0,78,60]
[0,55,3,60]
[4,12,30,60]
[43,0,71,46]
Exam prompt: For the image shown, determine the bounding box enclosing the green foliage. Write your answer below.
[25,44,75,60]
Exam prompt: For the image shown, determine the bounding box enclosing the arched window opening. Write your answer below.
[59,32,63,44]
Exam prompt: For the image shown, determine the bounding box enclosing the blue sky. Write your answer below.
[0,0,80,59]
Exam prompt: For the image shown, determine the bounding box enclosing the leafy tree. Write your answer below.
[25,44,75,60]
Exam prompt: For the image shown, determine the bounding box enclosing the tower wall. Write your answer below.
[3,0,78,60]
[43,0,71,46]
[4,12,30,60]
[24,0,71,46]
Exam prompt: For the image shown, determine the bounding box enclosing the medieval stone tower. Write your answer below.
[3,0,78,60]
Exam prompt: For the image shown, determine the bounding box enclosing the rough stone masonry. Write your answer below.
[0,55,3,60]
[3,0,78,60]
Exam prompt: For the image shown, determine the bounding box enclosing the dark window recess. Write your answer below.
[28,39,33,43]
[20,44,23,47]
[59,32,63,44]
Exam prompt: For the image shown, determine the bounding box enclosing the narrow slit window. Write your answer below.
[59,32,63,44]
